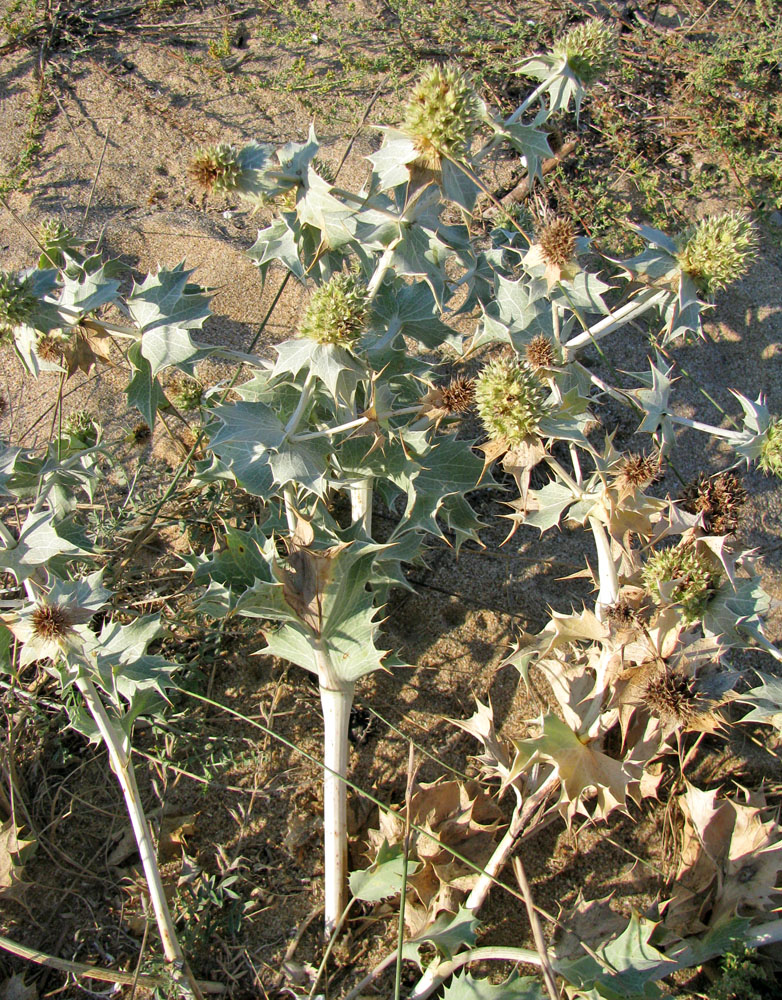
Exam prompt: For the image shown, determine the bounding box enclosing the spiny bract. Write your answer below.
[642,542,719,623]
[554,20,616,87]
[475,357,547,445]
[299,273,368,346]
[675,211,757,297]
[403,64,483,168]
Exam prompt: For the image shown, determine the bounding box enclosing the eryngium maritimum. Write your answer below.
[554,20,616,87]
[403,64,483,168]
[188,143,241,193]
[642,542,718,623]
[475,358,547,445]
[676,211,757,297]
[299,273,368,346]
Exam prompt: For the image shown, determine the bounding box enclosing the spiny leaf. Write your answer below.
[349,840,420,902]
[442,972,546,1000]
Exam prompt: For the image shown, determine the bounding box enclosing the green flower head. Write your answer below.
[299,273,368,346]
[642,542,719,623]
[167,373,204,412]
[403,64,483,168]
[759,417,782,479]
[0,271,36,336]
[188,143,241,193]
[554,20,616,87]
[64,410,98,443]
[475,357,547,444]
[676,212,757,297]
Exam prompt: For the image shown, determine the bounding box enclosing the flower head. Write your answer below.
[167,374,204,411]
[0,272,36,336]
[554,20,616,87]
[299,272,368,346]
[187,143,241,193]
[758,417,782,479]
[675,212,757,297]
[614,452,660,493]
[403,64,483,169]
[525,334,556,371]
[644,669,700,726]
[475,357,547,445]
[539,216,576,268]
[128,422,152,446]
[642,542,719,623]
[439,376,475,414]
[680,471,747,534]
[64,410,98,444]
[4,599,92,667]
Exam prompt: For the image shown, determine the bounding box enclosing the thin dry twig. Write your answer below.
[0,932,225,993]
[512,856,560,1000]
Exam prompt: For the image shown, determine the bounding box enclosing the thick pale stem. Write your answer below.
[669,414,746,440]
[464,771,558,915]
[589,516,619,619]
[409,947,544,1000]
[283,372,315,438]
[349,478,373,536]
[563,288,668,357]
[75,676,202,999]
[319,681,354,938]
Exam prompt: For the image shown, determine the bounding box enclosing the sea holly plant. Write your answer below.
[1,17,782,995]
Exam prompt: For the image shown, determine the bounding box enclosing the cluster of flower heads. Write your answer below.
[675,211,758,297]
[474,357,547,445]
[299,272,369,346]
[402,64,484,170]
[680,471,748,535]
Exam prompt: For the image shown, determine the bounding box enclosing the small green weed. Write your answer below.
[712,947,771,1000]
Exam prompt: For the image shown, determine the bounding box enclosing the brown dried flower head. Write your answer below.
[680,471,748,535]
[130,422,152,445]
[35,336,64,362]
[644,669,698,725]
[525,334,556,371]
[31,603,76,642]
[439,376,475,414]
[606,600,639,631]
[538,216,576,268]
[615,452,660,492]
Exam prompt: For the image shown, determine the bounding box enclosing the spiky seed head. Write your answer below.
[538,216,576,268]
[30,602,76,642]
[129,422,152,446]
[187,143,241,193]
[615,452,660,492]
[675,212,757,297]
[299,272,368,346]
[554,20,617,86]
[475,357,547,445]
[167,374,203,411]
[644,670,698,725]
[403,64,483,169]
[38,218,70,245]
[525,334,556,371]
[759,418,782,479]
[606,600,639,630]
[312,156,336,184]
[34,335,64,361]
[642,542,719,623]
[0,271,36,335]
[680,471,748,534]
[439,376,475,414]
[64,410,97,442]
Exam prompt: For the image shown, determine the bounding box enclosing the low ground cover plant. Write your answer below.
[1,13,781,1000]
